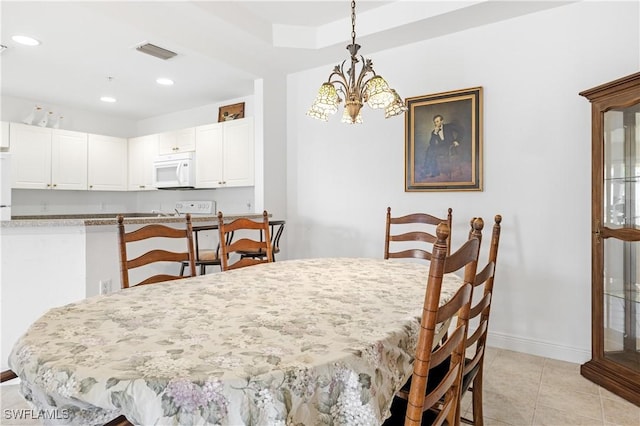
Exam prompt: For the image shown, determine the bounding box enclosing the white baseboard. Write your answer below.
[487,331,591,365]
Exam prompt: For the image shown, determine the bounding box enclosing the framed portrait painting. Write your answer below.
[405,87,483,191]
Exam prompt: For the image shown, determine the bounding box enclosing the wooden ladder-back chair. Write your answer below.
[117,214,196,289]
[179,224,235,275]
[238,219,285,261]
[385,207,453,260]
[457,214,502,425]
[384,219,483,426]
[217,211,273,271]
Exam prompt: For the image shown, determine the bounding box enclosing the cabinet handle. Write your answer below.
[46,184,51,188]
[52,184,57,188]
[139,185,145,189]
[90,185,93,189]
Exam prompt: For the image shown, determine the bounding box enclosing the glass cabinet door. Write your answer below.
[582,73,640,406]
[602,102,640,373]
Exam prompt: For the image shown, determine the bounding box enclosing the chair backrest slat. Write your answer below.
[117,214,196,289]
[218,211,273,271]
[385,207,453,260]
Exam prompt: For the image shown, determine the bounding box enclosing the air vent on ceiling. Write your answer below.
[135,42,177,60]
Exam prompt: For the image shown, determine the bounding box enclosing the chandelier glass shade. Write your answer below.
[307,1,407,124]
[384,89,408,118]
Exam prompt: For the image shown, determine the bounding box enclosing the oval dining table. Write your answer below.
[9,257,462,426]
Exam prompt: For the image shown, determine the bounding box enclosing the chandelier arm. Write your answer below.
[327,61,351,95]
[328,78,349,96]
[355,56,376,98]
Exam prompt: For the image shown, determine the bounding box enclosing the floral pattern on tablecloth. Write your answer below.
[9,258,461,426]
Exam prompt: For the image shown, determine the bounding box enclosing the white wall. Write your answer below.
[134,95,254,136]
[286,1,640,363]
[1,95,138,138]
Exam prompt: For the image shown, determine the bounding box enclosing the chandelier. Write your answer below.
[307,1,407,124]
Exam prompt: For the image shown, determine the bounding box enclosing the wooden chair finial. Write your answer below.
[435,222,450,241]
[472,217,484,232]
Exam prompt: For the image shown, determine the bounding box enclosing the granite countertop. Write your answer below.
[2,213,264,228]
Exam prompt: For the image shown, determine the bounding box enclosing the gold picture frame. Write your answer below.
[405,87,483,192]
[218,102,245,122]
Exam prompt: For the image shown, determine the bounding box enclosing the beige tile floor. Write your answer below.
[462,347,640,426]
[1,347,639,425]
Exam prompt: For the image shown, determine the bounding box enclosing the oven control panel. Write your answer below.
[175,200,215,215]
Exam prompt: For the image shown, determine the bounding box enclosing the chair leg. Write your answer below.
[104,415,133,426]
[200,264,206,275]
[1,369,17,383]
[471,369,484,426]
[179,263,185,276]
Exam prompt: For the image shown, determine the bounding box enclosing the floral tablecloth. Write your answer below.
[9,258,461,426]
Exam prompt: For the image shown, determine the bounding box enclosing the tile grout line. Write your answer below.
[530,357,548,425]
[597,386,609,426]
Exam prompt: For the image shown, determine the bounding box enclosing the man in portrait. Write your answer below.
[423,114,463,178]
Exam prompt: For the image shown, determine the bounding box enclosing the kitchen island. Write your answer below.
[0,212,264,371]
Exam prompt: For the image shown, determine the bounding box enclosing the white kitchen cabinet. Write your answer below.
[158,127,195,155]
[10,123,51,189]
[128,134,158,191]
[195,117,254,188]
[52,129,88,190]
[88,134,127,191]
[0,122,9,149]
[195,124,223,187]
[10,123,87,190]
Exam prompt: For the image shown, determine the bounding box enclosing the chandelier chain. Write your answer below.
[350,0,356,47]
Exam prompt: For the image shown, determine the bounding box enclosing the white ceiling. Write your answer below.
[0,1,571,121]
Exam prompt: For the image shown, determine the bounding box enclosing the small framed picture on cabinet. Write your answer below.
[218,102,245,122]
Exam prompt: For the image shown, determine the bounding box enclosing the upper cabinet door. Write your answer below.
[158,127,195,155]
[88,134,127,191]
[128,134,158,191]
[51,129,88,190]
[195,123,224,188]
[194,118,254,188]
[0,122,9,149]
[10,123,53,189]
[222,118,254,187]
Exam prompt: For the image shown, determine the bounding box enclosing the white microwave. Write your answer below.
[153,152,196,189]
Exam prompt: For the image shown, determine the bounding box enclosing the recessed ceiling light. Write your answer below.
[156,78,174,86]
[12,35,40,46]
[100,96,117,103]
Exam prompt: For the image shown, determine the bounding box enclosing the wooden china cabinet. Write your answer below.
[580,72,640,406]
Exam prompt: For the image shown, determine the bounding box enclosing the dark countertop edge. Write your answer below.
[1,213,266,228]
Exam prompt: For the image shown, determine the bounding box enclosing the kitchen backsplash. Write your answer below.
[11,187,255,217]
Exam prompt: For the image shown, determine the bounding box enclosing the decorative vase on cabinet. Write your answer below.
[580,72,640,406]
